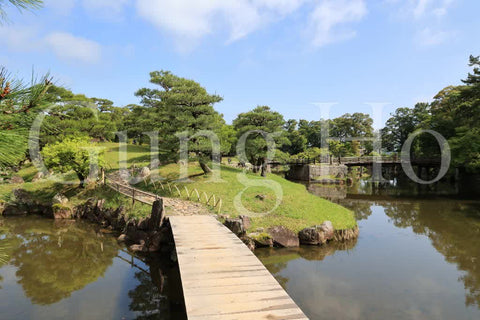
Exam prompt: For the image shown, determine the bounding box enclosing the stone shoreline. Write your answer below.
[1,188,359,253]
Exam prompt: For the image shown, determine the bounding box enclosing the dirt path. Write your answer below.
[107,172,213,216]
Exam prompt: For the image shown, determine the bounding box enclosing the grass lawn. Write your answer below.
[136,162,356,232]
[101,142,151,171]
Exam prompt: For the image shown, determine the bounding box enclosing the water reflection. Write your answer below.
[0,216,186,319]
[257,182,480,320]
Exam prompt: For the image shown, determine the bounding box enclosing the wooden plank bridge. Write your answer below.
[269,155,441,167]
[170,215,308,320]
[106,179,308,319]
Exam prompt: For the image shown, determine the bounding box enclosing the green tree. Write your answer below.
[281,119,307,155]
[381,103,431,154]
[330,113,374,156]
[42,136,105,187]
[40,86,124,146]
[135,71,225,174]
[233,106,286,176]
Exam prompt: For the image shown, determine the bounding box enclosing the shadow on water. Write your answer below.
[0,216,186,320]
[256,178,480,320]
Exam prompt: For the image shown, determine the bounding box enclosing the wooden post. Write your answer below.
[151,199,164,230]
[132,188,136,205]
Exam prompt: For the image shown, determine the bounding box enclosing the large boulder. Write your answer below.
[13,189,32,205]
[10,176,24,184]
[319,221,335,240]
[298,227,326,245]
[268,226,299,248]
[52,193,69,206]
[224,218,245,236]
[248,233,274,247]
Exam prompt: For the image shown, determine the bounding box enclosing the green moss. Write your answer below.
[250,232,272,242]
[52,203,72,210]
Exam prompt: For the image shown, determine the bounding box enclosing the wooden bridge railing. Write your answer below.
[106,179,159,206]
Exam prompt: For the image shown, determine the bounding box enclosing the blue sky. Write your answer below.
[1,0,479,126]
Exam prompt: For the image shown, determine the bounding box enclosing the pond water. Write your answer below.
[0,217,186,320]
[256,180,480,320]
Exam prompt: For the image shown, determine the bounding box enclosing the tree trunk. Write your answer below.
[199,160,212,174]
[260,158,267,177]
[78,173,86,188]
[252,158,260,173]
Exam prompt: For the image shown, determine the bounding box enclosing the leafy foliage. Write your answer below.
[42,136,105,186]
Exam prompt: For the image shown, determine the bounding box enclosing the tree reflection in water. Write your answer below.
[0,216,187,319]
[382,201,480,308]
[1,217,119,305]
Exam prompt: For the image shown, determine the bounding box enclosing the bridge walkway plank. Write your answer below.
[169,215,308,320]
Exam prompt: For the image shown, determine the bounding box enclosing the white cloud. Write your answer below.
[0,26,102,64]
[45,32,102,63]
[407,0,455,18]
[44,0,76,15]
[416,27,450,46]
[135,0,315,50]
[135,0,258,42]
[308,0,367,47]
[413,0,433,18]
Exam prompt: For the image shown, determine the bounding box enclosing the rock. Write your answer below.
[224,218,245,236]
[149,159,161,169]
[0,201,5,215]
[53,206,73,219]
[52,193,69,205]
[95,199,105,210]
[31,171,45,182]
[117,234,127,242]
[136,217,151,230]
[147,232,165,252]
[298,227,326,245]
[139,166,150,178]
[119,169,130,183]
[2,205,27,216]
[242,237,255,251]
[13,189,32,205]
[10,176,24,184]
[239,215,251,230]
[255,194,266,201]
[248,233,273,247]
[268,226,299,248]
[129,243,146,252]
[319,221,335,240]
[125,227,148,244]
